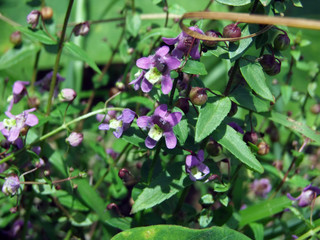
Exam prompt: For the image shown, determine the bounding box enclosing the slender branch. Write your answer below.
[297,225,320,240]
[30,49,41,94]
[45,0,74,116]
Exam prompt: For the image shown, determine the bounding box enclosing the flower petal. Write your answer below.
[190,45,201,59]
[8,127,20,142]
[137,116,151,128]
[113,127,123,138]
[122,109,135,123]
[197,150,204,162]
[141,79,153,93]
[25,114,38,127]
[164,56,181,70]
[155,46,169,56]
[145,136,157,149]
[154,104,167,118]
[161,75,173,95]
[98,123,109,130]
[165,112,182,127]
[137,57,153,69]
[162,36,179,45]
[163,131,177,149]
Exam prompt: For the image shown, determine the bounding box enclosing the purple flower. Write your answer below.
[137,104,182,149]
[287,184,320,207]
[228,122,244,134]
[250,178,272,198]
[0,108,38,142]
[98,109,135,138]
[185,150,210,181]
[27,10,40,29]
[73,21,90,36]
[7,81,29,111]
[162,26,204,59]
[2,174,20,196]
[106,148,119,160]
[129,46,180,94]
[35,71,65,97]
[66,132,83,147]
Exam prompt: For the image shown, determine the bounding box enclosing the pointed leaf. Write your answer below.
[173,107,189,146]
[216,0,252,6]
[112,225,251,240]
[240,56,274,102]
[213,124,264,173]
[17,26,57,45]
[182,60,207,75]
[64,42,101,74]
[195,97,231,142]
[131,162,192,213]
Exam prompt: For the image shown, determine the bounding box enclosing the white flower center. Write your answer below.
[134,69,142,78]
[148,124,163,141]
[191,166,204,180]
[109,119,123,129]
[145,67,162,85]
[3,119,16,129]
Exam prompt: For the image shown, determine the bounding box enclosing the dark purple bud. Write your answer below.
[257,141,270,155]
[266,123,279,142]
[175,98,189,114]
[27,10,41,29]
[73,21,90,36]
[228,101,238,117]
[203,30,221,48]
[243,132,259,145]
[107,203,118,210]
[55,184,61,190]
[259,55,281,76]
[41,6,53,20]
[189,87,208,106]
[10,31,22,46]
[274,33,290,51]
[206,140,222,156]
[1,139,11,149]
[223,23,241,39]
[273,160,283,171]
[266,58,281,76]
[118,168,130,181]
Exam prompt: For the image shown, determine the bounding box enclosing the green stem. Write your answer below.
[30,49,41,94]
[0,107,124,165]
[297,226,320,240]
[45,0,74,116]
[147,145,161,184]
[174,185,191,215]
[169,77,178,109]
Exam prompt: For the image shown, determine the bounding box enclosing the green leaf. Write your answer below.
[173,107,189,146]
[229,25,258,61]
[17,26,57,45]
[280,85,292,105]
[64,42,101,74]
[291,0,303,7]
[213,124,264,173]
[182,60,207,75]
[126,13,141,37]
[199,209,214,228]
[230,85,270,112]
[73,178,132,230]
[270,111,320,144]
[239,196,292,227]
[122,123,148,149]
[259,0,271,6]
[216,0,251,6]
[55,190,89,211]
[0,44,40,70]
[131,162,192,214]
[240,56,274,102]
[195,97,231,142]
[112,225,251,240]
[249,223,264,240]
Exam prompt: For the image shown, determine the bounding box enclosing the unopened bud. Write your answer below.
[206,140,222,156]
[10,207,18,213]
[203,30,221,48]
[41,6,53,20]
[175,98,189,114]
[223,23,241,39]
[243,132,259,145]
[10,31,22,46]
[27,10,41,29]
[310,104,320,114]
[189,87,208,106]
[44,170,50,176]
[59,88,77,102]
[118,168,130,180]
[274,33,290,51]
[73,21,90,36]
[55,184,61,190]
[257,141,270,155]
[66,132,83,147]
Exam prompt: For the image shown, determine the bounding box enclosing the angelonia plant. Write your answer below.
[0,0,319,239]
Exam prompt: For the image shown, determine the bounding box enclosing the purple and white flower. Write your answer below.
[185,150,210,181]
[137,104,182,149]
[98,109,136,138]
[287,184,320,207]
[162,26,204,60]
[2,174,20,196]
[0,108,38,142]
[129,46,180,94]
[27,10,41,29]
[250,178,272,198]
